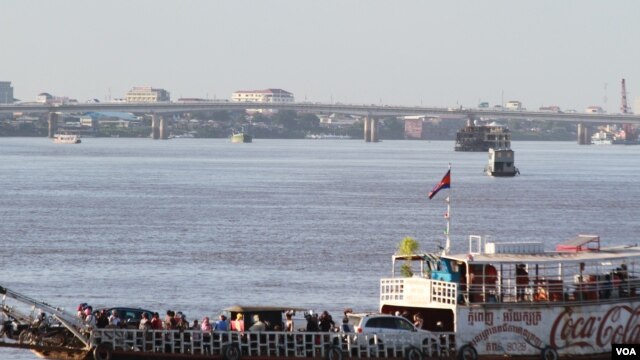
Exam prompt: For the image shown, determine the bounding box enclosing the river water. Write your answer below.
[1,138,639,359]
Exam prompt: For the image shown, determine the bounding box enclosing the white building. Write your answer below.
[125,86,170,103]
[585,106,605,114]
[231,89,294,103]
[505,101,522,110]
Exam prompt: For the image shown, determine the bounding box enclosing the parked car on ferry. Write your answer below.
[345,313,437,350]
[97,307,154,329]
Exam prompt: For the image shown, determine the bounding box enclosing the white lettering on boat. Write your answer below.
[550,305,640,348]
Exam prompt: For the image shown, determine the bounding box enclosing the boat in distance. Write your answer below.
[231,132,252,143]
[484,148,519,177]
[53,134,81,144]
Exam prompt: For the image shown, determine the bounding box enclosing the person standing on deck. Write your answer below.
[516,264,529,302]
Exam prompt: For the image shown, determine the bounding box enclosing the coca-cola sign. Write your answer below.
[550,305,640,348]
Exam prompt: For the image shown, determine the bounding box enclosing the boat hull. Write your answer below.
[455,300,639,358]
[231,133,252,143]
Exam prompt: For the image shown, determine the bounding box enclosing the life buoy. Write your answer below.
[405,346,423,360]
[93,343,112,360]
[457,344,477,360]
[325,345,343,360]
[541,346,558,360]
[223,343,241,360]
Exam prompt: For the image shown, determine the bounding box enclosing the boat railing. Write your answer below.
[462,268,640,305]
[380,277,457,306]
[90,328,454,358]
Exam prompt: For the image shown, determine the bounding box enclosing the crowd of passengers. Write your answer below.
[462,262,636,303]
[76,304,343,333]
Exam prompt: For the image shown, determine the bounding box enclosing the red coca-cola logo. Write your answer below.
[550,305,640,348]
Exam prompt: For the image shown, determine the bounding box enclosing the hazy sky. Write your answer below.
[2,0,639,111]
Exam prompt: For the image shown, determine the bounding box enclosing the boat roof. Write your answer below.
[394,245,640,265]
[223,305,308,313]
[443,245,640,265]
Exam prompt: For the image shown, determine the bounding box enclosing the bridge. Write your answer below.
[2,102,640,141]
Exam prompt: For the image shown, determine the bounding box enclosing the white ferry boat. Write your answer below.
[484,148,519,177]
[53,134,81,144]
[590,130,613,145]
[380,234,640,360]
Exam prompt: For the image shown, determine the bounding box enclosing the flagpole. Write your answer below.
[444,163,451,255]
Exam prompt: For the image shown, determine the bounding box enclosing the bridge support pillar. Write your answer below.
[47,112,58,138]
[364,116,379,142]
[151,114,160,140]
[364,116,370,142]
[577,122,590,145]
[159,117,169,139]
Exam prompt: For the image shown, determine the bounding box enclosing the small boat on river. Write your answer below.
[484,148,519,177]
[53,134,81,144]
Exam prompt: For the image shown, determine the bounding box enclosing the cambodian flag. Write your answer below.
[428,169,450,199]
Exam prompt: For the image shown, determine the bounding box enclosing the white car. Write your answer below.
[344,313,436,357]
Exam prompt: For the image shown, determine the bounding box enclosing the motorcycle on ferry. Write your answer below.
[17,312,72,347]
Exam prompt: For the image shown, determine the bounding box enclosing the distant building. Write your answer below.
[36,92,53,104]
[403,116,442,139]
[585,106,605,114]
[0,81,14,104]
[505,101,522,110]
[539,105,561,112]
[231,89,294,103]
[126,86,170,103]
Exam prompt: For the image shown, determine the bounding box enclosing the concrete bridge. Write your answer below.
[2,101,640,141]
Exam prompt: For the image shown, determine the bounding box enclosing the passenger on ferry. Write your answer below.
[249,314,266,332]
[413,313,424,329]
[139,312,151,330]
[150,312,162,330]
[191,319,199,330]
[516,264,529,302]
[232,313,245,332]
[96,309,109,328]
[77,303,88,320]
[164,310,176,329]
[401,310,411,320]
[616,264,630,297]
[201,317,212,331]
[84,306,96,328]
[108,310,121,328]
[341,316,351,333]
[600,274,613,299]
[175,311,189,330]
[214,314,228,331]
[285,311,294,332]
[305,312,319,331]
[318,310,335,331]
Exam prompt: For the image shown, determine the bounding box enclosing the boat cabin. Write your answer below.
[484,148,518,176]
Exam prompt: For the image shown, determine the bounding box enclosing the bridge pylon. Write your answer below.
[47,112,58,138]
[364,116,379,142]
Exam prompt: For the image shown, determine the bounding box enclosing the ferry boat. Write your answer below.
[53,134,81,144]
[455,120,511,152]
[380,234,640,360]
[590,130,613,145]
[484,148,519,177]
